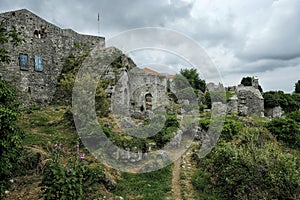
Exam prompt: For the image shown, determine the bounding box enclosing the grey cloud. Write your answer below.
[237,0,300,62]
[0,0,299,92]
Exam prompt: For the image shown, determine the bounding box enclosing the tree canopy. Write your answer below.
[179,68,206,93]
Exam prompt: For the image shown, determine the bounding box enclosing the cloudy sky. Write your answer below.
[1,0,299,92]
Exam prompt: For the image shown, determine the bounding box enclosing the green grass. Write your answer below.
[18,105,78,147]
[112,165,172,200]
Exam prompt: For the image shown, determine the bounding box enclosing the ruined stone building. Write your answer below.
[0,9,105,105]
[112,67,170,116]
[227,77,264,117]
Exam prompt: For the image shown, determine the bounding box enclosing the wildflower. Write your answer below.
[67,168,73,172]
[80,153,85,159]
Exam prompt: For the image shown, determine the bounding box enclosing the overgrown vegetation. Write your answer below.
[192,122,300,199]
[41,144,106,200]
[266,118,300,148]
[0,23,24,198]
[112,165,172,200]
[264,91,299,112]
[0,78,24,198]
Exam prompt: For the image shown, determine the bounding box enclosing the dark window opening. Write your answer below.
[33,26,47,39]
[140,105,144,112]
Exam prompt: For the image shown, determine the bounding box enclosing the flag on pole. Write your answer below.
[98,13,100,21]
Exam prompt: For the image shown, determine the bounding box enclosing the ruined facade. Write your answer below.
[227,77,264,117]
[112,67,170,117]
[0,9,105,105]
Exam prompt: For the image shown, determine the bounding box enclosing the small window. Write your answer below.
[19,54,29,71]
[34,55,43,72]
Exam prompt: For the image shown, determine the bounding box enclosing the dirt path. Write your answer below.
[180,149,198,200]
[166,157,182,200]
[171,157,182,200]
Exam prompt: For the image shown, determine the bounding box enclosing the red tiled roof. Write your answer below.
[166,75,175,79]
[142,67,175,79]
[143,68,164,76]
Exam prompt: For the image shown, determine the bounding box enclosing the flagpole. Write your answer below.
[97,12,100,36]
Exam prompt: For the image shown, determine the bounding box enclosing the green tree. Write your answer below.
[295,80,300,93]
[264,91,299,112]
[180,68,206,93]
[241,76,252,86]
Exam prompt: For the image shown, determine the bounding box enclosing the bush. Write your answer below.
[264,91,299,112]
[266,118,300,148]
[0,78,24,197]
[41,144,105,200]
[220,117,243,141]
[192,127,300,199]
[287,110,300,123]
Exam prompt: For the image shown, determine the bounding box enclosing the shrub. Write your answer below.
[0,78,24,197]
[41,144,105,200]
[192,127,300,199]
[266,118,300,148]
[264,91,299,112]
[220,117,243,141]
[287,110,300,123]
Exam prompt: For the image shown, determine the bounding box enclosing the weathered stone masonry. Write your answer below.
[0,9,105,105]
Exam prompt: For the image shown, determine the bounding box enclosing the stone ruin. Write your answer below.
[111,66,170,119]
[227,77,264,117]
[207,77,264,117]
[227,87,264,117]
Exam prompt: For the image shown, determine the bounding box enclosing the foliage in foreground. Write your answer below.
[41,144,106,200]
[192,126,300,200]
[0,78,24,198]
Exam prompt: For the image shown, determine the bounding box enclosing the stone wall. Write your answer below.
[236,86,264,116]
[0,9,105,105]
[112,67,169,117]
